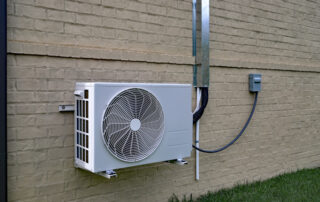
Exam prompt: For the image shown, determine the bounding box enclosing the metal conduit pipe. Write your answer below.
[195,88,201,180]
[192,0,210,181]
[0,0,7,201]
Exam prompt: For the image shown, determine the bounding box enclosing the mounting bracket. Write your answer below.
[97,170,117,179]
[166,159,188,165]
[59,105,75,112]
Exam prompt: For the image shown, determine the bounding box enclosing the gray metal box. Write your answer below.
[249,74,261,92]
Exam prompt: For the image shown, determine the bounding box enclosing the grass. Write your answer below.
[169,168,320,202]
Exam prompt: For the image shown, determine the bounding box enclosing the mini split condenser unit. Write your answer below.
[74,82,192,177]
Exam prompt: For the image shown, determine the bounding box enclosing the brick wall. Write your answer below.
[6,0,320,201]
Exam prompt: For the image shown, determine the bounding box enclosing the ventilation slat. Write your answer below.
[82,100,86,117]
[86,150,88,163]
[86,120,88,133]
[77,100,80,116]
[75,96,89,164]
[86,101,88,118]
[84,90,88,99]
[77,147,79,158]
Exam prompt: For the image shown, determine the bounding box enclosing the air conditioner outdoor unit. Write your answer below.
[74,82,192,177]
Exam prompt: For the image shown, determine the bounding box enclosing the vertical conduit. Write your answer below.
[195,88,201,180]
[193,0,210,181]
[194,0,210,87]
[0,0,7,201]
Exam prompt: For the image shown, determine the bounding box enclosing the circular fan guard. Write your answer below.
[102,88,164,162]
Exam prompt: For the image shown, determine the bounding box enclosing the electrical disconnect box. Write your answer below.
[249,74,261,92]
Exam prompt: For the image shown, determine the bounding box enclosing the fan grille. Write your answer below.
[102,88,164,162]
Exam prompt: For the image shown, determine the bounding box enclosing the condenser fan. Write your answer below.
[102,88,165,162]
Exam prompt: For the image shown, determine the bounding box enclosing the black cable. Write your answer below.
[193,87,208,124]
[193,92,258,153]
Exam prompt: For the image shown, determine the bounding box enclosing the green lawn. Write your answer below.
[169,168,320,202]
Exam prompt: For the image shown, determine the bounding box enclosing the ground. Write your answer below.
[169,167,320,202]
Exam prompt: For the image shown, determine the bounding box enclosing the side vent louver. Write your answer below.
[76,90,89,163]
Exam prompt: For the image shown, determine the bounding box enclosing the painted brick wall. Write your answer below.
[6,0,320,201]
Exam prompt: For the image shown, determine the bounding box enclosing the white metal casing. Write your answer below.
[74,82,192,173]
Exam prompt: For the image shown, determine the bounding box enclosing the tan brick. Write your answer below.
[48,10,76,23]
[16,150,47,164]
[35,67,65,79]
[16,79,47,91]
[65,1,92,14]
[116,9,139,20]
[35,0,64,9]
[15,4,46,19]
[48,147,73,160]
[91,5,116,17]
[91,69,116,80]
[127,1,147,12]
[63,135,74,147]
[8,67,35,79]
[47,172,64,186]
[7,128,17,141]
[7,79,16,91]
[7,2,14,15]
[47,191,76,202]
[64,23,92,36]
[17,127,47,140]
[101,0,124,9]
[76,14,102,26]
[102,17,126,29]
[36,113,65,126]
[37,183,64,196]
[115,29,138,40]
[35,159,64,172]
[78,0,101,4]
[167,7,190,19]
[7,163,35,177]
[34,92,65,102]
[34,137,64,150]
[14,0,35,5]
[48,125,73,137]
[7,16,34,29]
[8,115,36,127]
[116,70,139,81]
[7,139,34,152]
[64,68,92,79]
[48,80,74,90]
[15,55,47,67]
[35,19,64,33]
[8,187,36,201]
[147,4,166,15]
[91,27,115,38]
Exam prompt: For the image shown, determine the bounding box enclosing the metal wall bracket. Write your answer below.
[193,0,210,87]
[97,170,117,179]
[175,158,188,165]
[59,105,75,112]
[166,159,188,165]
